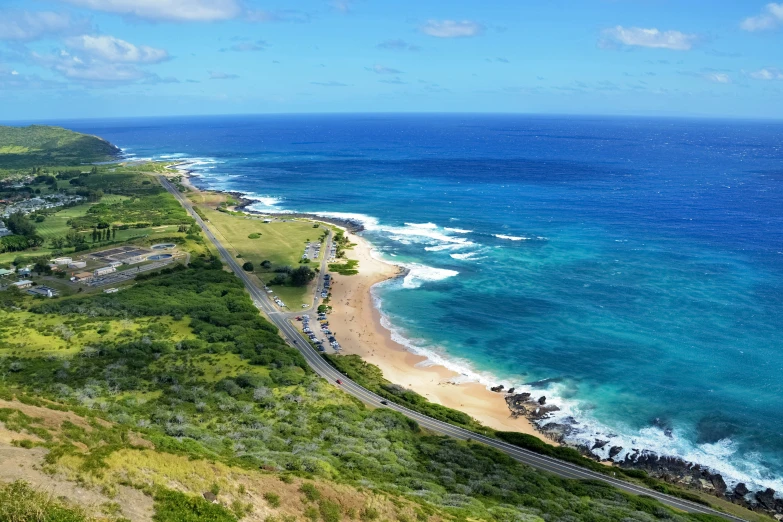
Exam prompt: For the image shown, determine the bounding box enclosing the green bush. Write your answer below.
[264,492,281,508]
[319,499,341,522]
[248,233,261,239]
[299,483,321,502]
[153,489,237,522]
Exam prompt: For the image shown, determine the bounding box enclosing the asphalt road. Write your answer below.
[159,176,744,521]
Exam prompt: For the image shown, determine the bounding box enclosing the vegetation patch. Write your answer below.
[328,260,359,276]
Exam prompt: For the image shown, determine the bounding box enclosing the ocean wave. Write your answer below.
[404,222,438,229]
[444,227,473,233]
[315,212,380,230]
[494,234,529,241]
[399,263,459,289]
[450,251,485,260]
[424,243,472,252]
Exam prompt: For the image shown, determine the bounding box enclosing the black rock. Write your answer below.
[538,396,546,405]
[591,439,609,450]
[490,384,505,393]
[734,483,749,497]
[756,488,777,511]
[507,387,515,394]
[609,446,623,459]
[710,474,727,496]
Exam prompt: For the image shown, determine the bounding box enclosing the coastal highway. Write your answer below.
[159,176,744,522]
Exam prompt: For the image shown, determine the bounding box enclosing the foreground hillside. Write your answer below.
[0,125,121,170]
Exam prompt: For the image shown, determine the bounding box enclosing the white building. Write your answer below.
[0,221,11,238]
[51,257,72,265]
[12,280,33,289]
[68,261,87,269]
[94,266,116,277]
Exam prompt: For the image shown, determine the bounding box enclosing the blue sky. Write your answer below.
[0,0,782,120]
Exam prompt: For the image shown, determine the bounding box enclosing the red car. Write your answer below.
[336,379,343,385]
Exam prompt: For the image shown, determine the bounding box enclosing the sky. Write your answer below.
[0,0,782,120]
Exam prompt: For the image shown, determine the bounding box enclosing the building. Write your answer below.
[28,286,57,298]
[0,268,14,277]
[51,257,72,265]
[68,261,87,269]
[108,261,123,268]
[0,221,11,238]
[12,280,33,289]
[17,267,31,277]
[94,266,116,277]
[72,272,92,282]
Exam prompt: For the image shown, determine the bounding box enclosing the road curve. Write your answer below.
[159,176,743,522]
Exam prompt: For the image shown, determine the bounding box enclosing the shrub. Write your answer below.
[153,489,237,522]
[248,233,261,239]
[299,483,321,502]
[360,507,379,521]
[264,492,281,508]
[319,499,341,522]
[304,506,319,522]
[242,262,254,272]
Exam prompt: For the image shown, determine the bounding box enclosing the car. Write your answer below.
[380,400,388,405]
[336,379,343,385]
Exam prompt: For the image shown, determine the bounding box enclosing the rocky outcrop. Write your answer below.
[490,384,505,393]
[608,446,623,459]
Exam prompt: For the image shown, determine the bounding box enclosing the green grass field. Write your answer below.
[201,208,323,308]
[35,196,130,239]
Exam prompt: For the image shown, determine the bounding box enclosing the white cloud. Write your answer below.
[600,26,697,51]
[704,72,731,84]
[0,10,89,41]
[65,35,168,63]
[55,0,242,22]
[741,3,783,31]
[420,20,484,38]
[33,49,150,82]
[750,67,783,80]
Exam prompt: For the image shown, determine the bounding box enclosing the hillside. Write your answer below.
[0,125,121,169]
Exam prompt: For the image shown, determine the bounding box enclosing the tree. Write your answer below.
[242,262,254,272]
[290,266,315,287]
[261,260,272,269]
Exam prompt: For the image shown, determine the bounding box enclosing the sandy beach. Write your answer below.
[327,231,549,440]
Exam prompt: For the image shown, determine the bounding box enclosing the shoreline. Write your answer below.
[324,230,550,440]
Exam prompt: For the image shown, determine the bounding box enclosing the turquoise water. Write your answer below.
[60,114,783,492]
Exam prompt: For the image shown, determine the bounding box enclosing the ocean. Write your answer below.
[61,114,783,492]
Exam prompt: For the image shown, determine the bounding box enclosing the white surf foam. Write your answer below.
[444,227,473,234]
[404,222,439,229]
[494,234,529,241]
[399,263,459,289]
[450,251,485,260]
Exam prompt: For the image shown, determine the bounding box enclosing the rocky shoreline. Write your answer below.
[502,390,782,518]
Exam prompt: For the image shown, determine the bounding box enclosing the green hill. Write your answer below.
[0,125,121,169]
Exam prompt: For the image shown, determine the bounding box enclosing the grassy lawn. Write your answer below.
[200,207,323,308]
[35,195,130,239]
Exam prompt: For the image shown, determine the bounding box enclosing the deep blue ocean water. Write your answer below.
[56,114,783,491]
